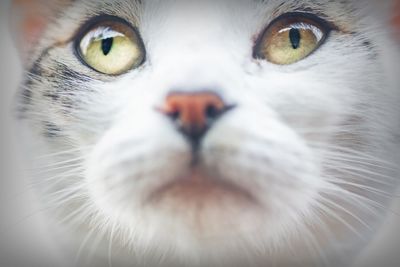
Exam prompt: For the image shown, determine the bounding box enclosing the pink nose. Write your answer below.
[159,91,230,142]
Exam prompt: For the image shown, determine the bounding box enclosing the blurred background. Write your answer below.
[0,0,400,267]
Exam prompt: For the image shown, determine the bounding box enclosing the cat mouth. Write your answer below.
[141,167,264,237]
[145,168,259,207]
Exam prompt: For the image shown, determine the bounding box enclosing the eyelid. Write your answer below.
[89,27,124,40]
[74,14,136,39]
[73,14,143,55]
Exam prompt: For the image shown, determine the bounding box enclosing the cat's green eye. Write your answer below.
[76,17,145,75]
[254,13,331,65]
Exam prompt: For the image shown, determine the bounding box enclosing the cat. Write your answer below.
[12,0,400,266]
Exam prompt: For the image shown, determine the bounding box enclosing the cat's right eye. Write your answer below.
[75,16,145,75]
[253,13,331,65]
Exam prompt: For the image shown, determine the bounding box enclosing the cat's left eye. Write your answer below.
[76,17,145,75]
[253,13,331,65]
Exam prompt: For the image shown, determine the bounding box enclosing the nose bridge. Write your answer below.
[151,0,231,72]
[156,35,227,69]
[155,44,236,95]
[147,2,239,93]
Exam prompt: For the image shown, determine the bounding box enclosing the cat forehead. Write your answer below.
[45,0,363,44]
[58,0,358,25]
[63,0,356,17]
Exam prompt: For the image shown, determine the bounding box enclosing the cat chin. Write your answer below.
[94,202,290,267]
[86,157,320,262]
[84,199,331,267]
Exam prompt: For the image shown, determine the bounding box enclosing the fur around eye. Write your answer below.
[253,13,332,65]
[75,16,146,75]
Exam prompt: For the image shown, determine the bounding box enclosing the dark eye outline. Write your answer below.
[253,12,334,64]
[73,15,146,76]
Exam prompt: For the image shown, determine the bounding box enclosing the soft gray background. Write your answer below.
[0,0,399,266]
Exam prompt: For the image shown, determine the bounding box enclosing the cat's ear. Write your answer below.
[393,0,400,37]
[365,0,400,39]
[11,0,50,52]
[11,0,71,62]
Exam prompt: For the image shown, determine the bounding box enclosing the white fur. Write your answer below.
[17,0,400,266]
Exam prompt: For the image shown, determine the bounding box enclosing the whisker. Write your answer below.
[322,166,396,186]
[321,154,396,172]
[82,226,108,267]
[324,179,398,198]
[31,163,85,177]
[318,196,372,231]
[108,222,117,267]
[35,146,91,160]
[32,156,86,171]
[311,144,397,167]
[74,226,98,267]
[321,184,399,217]
[312,201,363,238]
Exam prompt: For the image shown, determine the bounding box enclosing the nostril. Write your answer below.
[205,104,220,120]
[169,110,180,121]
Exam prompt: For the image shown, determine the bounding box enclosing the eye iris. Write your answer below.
[101,38,114,56]
[289,28,301,49]
[254,14,329,65]
[77,18,146,75]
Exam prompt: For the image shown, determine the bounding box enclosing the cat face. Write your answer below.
[17,0,400,265]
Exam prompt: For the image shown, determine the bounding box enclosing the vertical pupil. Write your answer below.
[101,38,114,56]
[289,28,301,49]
